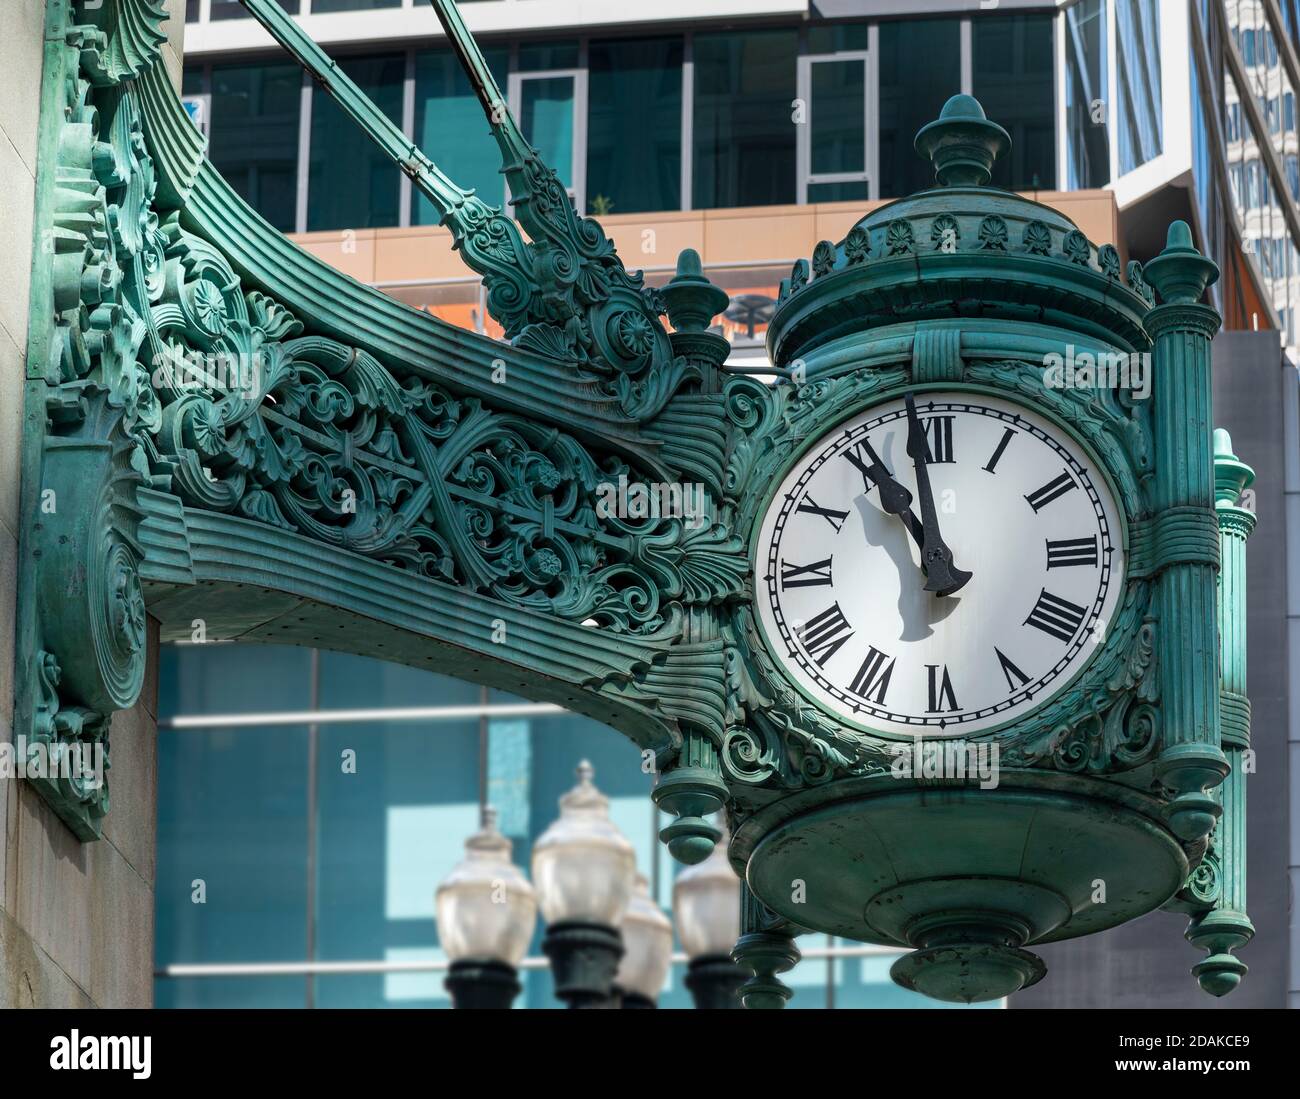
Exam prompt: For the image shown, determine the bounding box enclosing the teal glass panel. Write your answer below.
[208,61,301,233]
[808,180,869,203]
[311,0,399,13]
[973,13,1057,190]
[518,41,580,72]
[808,23,870,54]
[879,19,961,198]
[587,37,683,215]
[307,53,404,230]
[159,642,313,717]
[154,719,310,1007]
[210,0,299,18]
[412,47,509,221]
[693,29,798,209]
[316,650,482,710]
[520,76,576,190]
[811,59,865,176]
[313,716,480,1008]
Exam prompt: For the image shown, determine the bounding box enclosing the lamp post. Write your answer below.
[614,875,674,1008]
[674,824,745,1009]
[532,761,636,1008]
[435,806,537,1009]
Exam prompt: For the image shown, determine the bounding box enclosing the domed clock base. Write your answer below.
[736,777,1191,1003]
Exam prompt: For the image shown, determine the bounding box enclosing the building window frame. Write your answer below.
[795,40,876,205]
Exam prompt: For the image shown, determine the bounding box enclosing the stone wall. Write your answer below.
[0,0,184,1010]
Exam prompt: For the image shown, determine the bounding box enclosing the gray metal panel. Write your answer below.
[1011,330,1292,1009]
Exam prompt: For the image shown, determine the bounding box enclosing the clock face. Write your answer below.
[754,391,1125,736]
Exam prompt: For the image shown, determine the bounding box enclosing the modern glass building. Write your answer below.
[159,0,1300,1008]
[176,1,1300,362]
[156,643,983,1008]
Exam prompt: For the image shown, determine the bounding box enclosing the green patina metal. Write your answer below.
[12,1,1250,1005]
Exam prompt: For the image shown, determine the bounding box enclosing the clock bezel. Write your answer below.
[745,378,1135,743]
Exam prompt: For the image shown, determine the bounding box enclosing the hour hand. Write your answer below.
[904,393,972,597]
[853,439,925,551]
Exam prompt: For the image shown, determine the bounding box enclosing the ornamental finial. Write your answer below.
[913,94,1011,188]
[661,248,730,333]
[1143,219,1220,305]
[1213,429,1255,510]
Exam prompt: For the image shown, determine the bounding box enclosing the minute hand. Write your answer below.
[904,393,972,597]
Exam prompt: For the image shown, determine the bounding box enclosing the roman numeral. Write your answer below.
[798,603,854,666]
[797,495,849,532]
[983,427,1015,473]
[849,646,895,704]
[923,415,955,463]
[1024,589,1087,643]
[995,647,1031,692]
[926,664,960,712]
[1024,470,1077,512]
[781,558,834,589]
[841,443,877,490]
[1046,536,1099,569]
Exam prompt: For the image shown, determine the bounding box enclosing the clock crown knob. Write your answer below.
[914,94,1012,188]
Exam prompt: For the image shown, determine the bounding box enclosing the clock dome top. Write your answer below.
[767,95,1157,367]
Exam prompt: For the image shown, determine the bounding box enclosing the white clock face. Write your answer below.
[754,391,1126,736]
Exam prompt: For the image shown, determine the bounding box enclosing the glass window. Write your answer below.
[518,76,578,193]
[1115,0,1163,173]
[804,56,868,202]
[156,642,984,1008]
[808,23,870,55]
[412,46,509,221]
[587,37,683,215]
[518,41,580,72]
[210,0,299,17]
[207,61,302,233]
[311,0,400,12]
[693,29,798,209]
[1065,0,1111,190]
[155,721,310,1007]
[879,19,961,198]
[973,13,1057,190]
[307,53,404,231]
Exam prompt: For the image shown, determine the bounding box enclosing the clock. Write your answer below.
[753,389,1126,737]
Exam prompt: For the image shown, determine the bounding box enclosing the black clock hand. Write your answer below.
[904,392,972,597]
[857,438,927,553]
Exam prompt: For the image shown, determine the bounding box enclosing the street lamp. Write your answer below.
[614,875,674,1008]
[435,806,537,1009]
[674,823,744,1009]
[532,761,636,1008]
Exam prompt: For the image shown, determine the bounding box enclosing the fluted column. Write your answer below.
[1142,221,1228,843]
[1184,430,1256,996]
